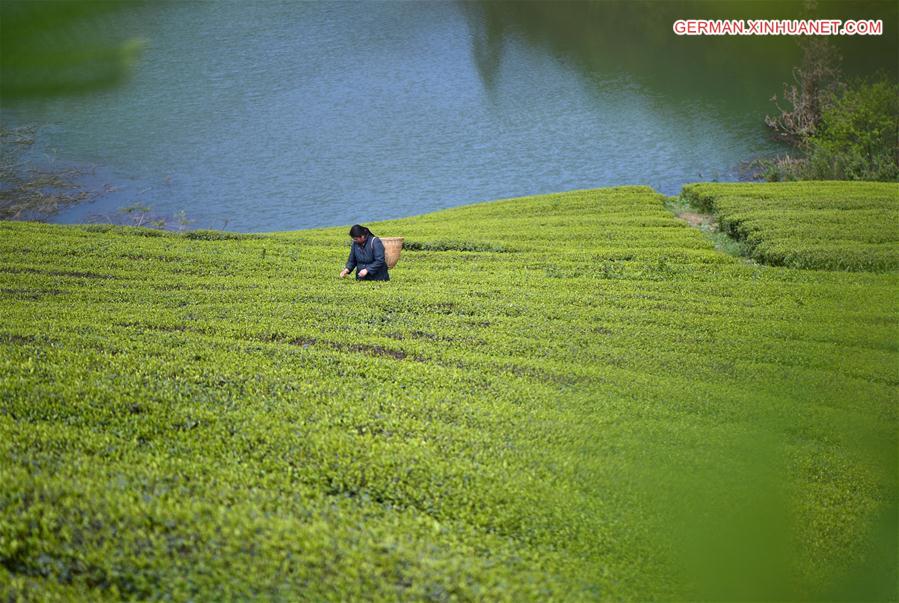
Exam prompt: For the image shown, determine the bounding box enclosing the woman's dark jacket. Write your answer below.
[346,236,390,281]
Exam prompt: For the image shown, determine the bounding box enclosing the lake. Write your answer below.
[2,0,895,232]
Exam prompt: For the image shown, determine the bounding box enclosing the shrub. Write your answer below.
[804,80,899,181]
[762,37,898,183]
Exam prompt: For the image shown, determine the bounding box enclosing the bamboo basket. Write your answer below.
[380,237,403,269]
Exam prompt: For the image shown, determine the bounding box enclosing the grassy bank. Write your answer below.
[1,185,897,600]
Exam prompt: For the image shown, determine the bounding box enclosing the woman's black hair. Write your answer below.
[349,224,374,238]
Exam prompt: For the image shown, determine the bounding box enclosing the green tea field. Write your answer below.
[1,184,896,600]
[683,181,899,272]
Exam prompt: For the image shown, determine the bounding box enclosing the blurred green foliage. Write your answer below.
[806,80,899,181]
[761,40,898,182]
[0,0,144,99]
[1,185,896,599]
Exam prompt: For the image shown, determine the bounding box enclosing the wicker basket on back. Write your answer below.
[380,237,404,269]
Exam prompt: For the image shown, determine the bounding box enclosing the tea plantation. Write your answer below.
[1,185,896,601]
[683,181,899,272]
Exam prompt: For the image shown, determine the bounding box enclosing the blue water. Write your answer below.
[4,1,796,232]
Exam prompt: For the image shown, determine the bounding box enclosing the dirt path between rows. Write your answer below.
[676,211,718,231]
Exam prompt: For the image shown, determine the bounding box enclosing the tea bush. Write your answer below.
[1,185,896,600]
[682,181,899,271]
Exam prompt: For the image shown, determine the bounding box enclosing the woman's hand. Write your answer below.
[339,269,349,278]
[358,268,368,278]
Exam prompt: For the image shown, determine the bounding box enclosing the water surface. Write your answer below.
[3,1,895,232]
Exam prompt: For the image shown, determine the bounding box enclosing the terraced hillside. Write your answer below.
[1,185,896,601]
[683,181,899,271]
